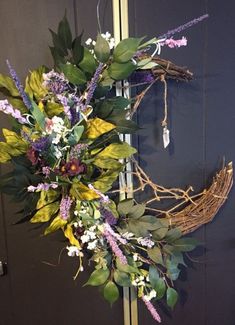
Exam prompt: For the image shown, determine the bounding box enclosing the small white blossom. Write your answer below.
[87,240,98,250]
[53,146,62,159]
[122,232,135,240]
[144,290,157,301]
[66,246,81,257]
[137,237,155,248]
[81,234,90,243]
[133,253,139,261]
[85,38,93,45]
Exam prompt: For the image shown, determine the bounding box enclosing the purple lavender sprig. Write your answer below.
[0,99,27,124]
[103,226,127,265]
[99,206,117,225]
[6,60,32,110]
[84,63,104,107]
[31,136,50,152]
[158,14,209,39]
[60,196,73,220]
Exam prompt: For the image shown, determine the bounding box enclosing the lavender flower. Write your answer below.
[158,14,209,39]
[31,137,49,152]
[88,184,110,203]
[85,63,104,107]
[70,143,88,158]
[142,296,161,323]
[42,166,51,177]
[56,94,72,120]
[129,71,155,84]
[0,99,27,124]
[99,206,117,225]
[27,183,58,192]
[104,223,127,245]
[6,60,32,110]
[60,196,73,220]
[161,36,187,49]
[103,227,127,265]
[43,70,69,94]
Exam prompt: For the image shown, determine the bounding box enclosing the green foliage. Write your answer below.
[30,201,60,223]
[25,66,47,100]
[72,33,84,64]
[114,270,132,287]
[79,48,97,74]
[94,34,110,63]
[0,73,19,97]
[44,215,67,235]
[147,247,164,265]
[166,287,178,309]
[59,63,87,85]
[103,281,119,304]
[97,142,136,159]
[108,61,136,80]
[85,268,110,286]
[113,37,143,63]
[68,125,84,145]
[57,12,72,50]
[149,265,160,289]
[155,278,166,299]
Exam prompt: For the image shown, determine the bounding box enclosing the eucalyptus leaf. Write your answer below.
[149,265,160,289]
[155,278,166,299]
[147,247,164,265]
[114,270,132,287]
[103,281,119,305]
[85,268,110,286]
[117,199,134,215]
[128,204,145,219]
[166,287,178,309]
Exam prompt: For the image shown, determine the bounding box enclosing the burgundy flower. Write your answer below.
[27,147,39,165]
[57,159,87,176]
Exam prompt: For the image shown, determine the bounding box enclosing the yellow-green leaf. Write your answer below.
[25,66,48,100]
[93,157,122,170]
[93,170,120,192]
[0,142,11,162]
[70,181,100,201]
[36,190,60,209]
[86,118,116,139]
[44,215,67,235]
[64,224,81,248]
[3,128,28,151]
[45,102,64,118]
[30,202,60,223]
[7,97,27,114]
[97,142,136,159]
[0,73,19,97]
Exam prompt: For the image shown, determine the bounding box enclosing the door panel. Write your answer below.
[130,0,235,324]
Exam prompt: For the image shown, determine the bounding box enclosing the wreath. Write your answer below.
[0,13,232,323]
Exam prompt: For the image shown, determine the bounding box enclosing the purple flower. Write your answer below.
[31,137,49,152]
[99,206,117,225]
[42,166,51,177]
[88,184,110,203]
[104,223,127,245]
[103,227,127,265]
[85,63,104,107]
[56,94,72,120]
[60,196,73,220]
[27,182,58,192]
[70,143,88,158]
[142,296,161,323]
[129,71,155,84]
[6,60,32,110]
[43,70,69,95]
[0,99,27,124]
[158,14,209,39]
[161,36,187,49]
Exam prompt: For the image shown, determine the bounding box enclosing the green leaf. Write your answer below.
[45,102,64,118]
[173,237,199,252]
[93,157,122,170]
[79,48,98,74]
[114,119,139,134]
[85,268,110,286]
[97,142,136,159]
[128,204,145,219]
[30,202,60,223]
[149,265,160,289]
[68,125,84,145]
[166,259,180,281]
[114,270,132,287]
[50,46,66,66]
[108,61,136,80]
[93,170,120,193]
[113,37,143,63]
[116,258,139,274]
[29,100,46,129]
[171,252,186,267]
[0,73,19,97]
[97,96,130,119]
[94,34,110,63]
[165,228,182,243]
[103,281,119,305]
[147,247,164,265]
[44,215,67,235]
[139,215,163,230]
[151,219,169,240]
[25,66,47,100]
[36,190,59,209]
[57,12,72,49]
[128,219,149,237]
[72,33,84,64]
[117,199,134,215]
[59,63,87,85]
[155,278,166,299]
[49,29,68,56]
[166,287,178,309]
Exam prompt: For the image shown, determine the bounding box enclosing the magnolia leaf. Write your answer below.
[113,37,143,63]
[94,34,110,63]
[44,215,67,235]
[70,182,100,201]
[108,61,136,80]
[103,281,119,305]
[72,33,84,64]
[36,190,60,209]
[166,287,178,309]
[114,270,132,287]
[147,247,164,265]
[149,265,160,289]
[86,118,116,139]
[0,73,19,97]
[97,142,136,159]
[97,96,130,119]
[79,48,97,74]
[45,102,64,118]
[93,170,120,193]
[85,268,110,286]
[64,224,80,247]
[60,63,87,85]
[30,202,60,223]
[58,12,72,49]
[3,129,28,150]
[93,157,122,170]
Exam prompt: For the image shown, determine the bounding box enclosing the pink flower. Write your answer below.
[162,36,187,48]
[142,296,161,323]
[103,226,127,265]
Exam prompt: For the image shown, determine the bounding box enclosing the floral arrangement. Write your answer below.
[0,13,231,323]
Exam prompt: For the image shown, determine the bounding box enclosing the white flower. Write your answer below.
[80,234,90,243]
[122,232,134,239]
[137,237,155,248]
[85,38,93,45]
[144,290,157,301]
[87,240,98,250]
[92,40,96,46]
[53,146,62,159]
[133,253,139,261]
[66,246,80,257]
